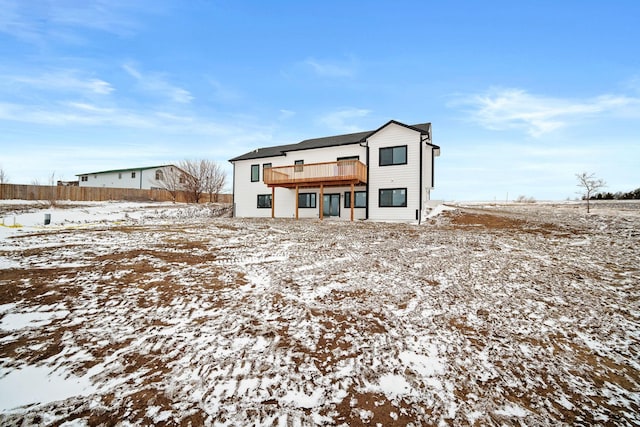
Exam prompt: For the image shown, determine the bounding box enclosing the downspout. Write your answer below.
[362,142,370,220]
[231,161,236,217]
[432,147,435,191]
[139,169,143,189]
[430,126,435,192]
[419,137,424,225]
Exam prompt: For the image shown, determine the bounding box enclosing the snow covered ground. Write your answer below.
[0,200,638,425]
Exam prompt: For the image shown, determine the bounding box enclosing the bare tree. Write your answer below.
[178,160,228,204]
[177,160,205,203]
[576,172,606,213]
[202,161,227,203]
[157,161,227,204]
[156,166,185,202]
[0,166,8,184]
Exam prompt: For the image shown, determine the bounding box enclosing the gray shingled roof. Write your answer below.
[76,164,176,176]
[229,120,436,162]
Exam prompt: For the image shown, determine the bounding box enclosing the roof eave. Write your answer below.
[76,164,176,177]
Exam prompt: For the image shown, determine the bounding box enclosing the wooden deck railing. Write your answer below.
[263,160,367,188]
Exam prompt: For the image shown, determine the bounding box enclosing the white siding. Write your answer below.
[231,121,437,221]
[78,166,177,190]
[421,145,436,196]
[232,144,366,218]
[367,123,422,221]
[79,170,136,189]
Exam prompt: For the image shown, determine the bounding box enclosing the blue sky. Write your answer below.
[1,0,638,200]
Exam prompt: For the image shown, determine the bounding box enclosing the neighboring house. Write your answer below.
[229,120,440,221]
[76,165,185,190]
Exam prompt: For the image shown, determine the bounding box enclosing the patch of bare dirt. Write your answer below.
[1,203,639,425]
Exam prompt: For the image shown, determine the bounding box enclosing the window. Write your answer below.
[118,173,122,179]
[344,191,367,208]
[379,145,407,166]
[131,172,136,179]
[81,176,88,182]
[257,194,272,208]
[337,155,359,162]
[379,188,407,207]
[179,175,186,184]
[262,163,272,181]
[251,164,260,182]
[155,170,164,180]
[298,193,316,208]
[294,160,304,172]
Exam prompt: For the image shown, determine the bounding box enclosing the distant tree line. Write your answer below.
[588,188,640,200]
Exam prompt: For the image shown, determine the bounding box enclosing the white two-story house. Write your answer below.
[229,120,440,221]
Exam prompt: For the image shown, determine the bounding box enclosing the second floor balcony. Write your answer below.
[263,160,367,188]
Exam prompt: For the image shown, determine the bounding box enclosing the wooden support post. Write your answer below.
[319,184,324,220]
[350,182,355,222]
[295,185,299,220]
[271,187,275,219]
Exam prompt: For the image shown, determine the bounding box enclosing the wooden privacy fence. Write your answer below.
[0,184,232,204]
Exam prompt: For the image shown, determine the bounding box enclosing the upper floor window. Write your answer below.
[81,176,88,182]
[131,172,136,179]
[294,160,304,172]
[155,170,164,180]
[379,145,407,166]
[344,191,367,208]
[298,192,316,208]
[379,188,407,207]
[251,164,260,182]
[118,173,122,179]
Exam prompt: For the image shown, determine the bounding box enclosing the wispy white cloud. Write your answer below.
[0,0,152,43]
[123,63,193,104]
[450,88,640,137]
[0,101,148,127]
[304,57,356,78]
[318,108,371,133]
[0,0,40,42]
[3,70,114,95]
[48,0,141,36]
[0,99,261,140]
[122,63,142,79]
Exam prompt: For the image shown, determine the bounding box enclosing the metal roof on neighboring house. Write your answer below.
[229,120,438,162]
[76,165,176,177]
